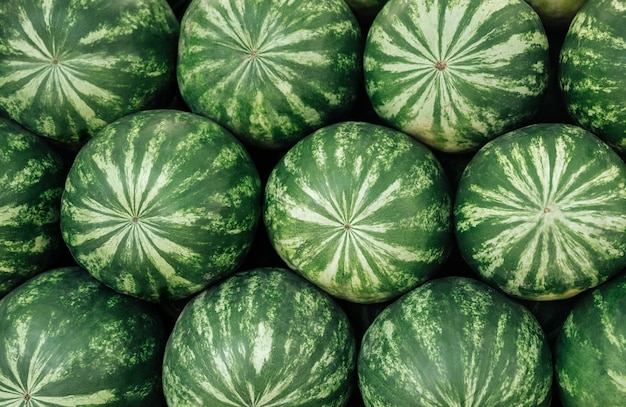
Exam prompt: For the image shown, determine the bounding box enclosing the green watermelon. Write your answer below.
[559,0,626,155]
[555,271,626,406]
[525,0,588,32]
[0,117,65,297]
[0,0,179,147]
[177,0,363,149]
[454,123,626,300]
[264,121,453,304]
[162,267,356,406]
[363,0,550,153]
[60,109,262,302]
[358,276,553,406]
[0,266,167,405]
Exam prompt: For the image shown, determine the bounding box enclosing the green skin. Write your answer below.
[525,0,588,31]
[454,123,626,300]
[0,117,64,297]
[177,0,363,150]
[0,0,179,147]
[555,271,626,406]
[0,267,167,406]
[163,267,356,407]
[264,121,453,304]
[358,276,553,407]
[60,109,262,302]
[363,0,550,153]
[559,0,626,155]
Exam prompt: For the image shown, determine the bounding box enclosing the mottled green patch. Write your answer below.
[559,0,626,154]
[455,123,626,300]
[0,0,179,146]
[363,0,549,153]
[264,121,452,303]
[358,277,552,406]
[163,268,355,406]
[177,0,362,149]
[60,110,262,302]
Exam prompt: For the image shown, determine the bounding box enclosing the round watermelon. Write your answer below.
[162,267,356,406]
[559,0,626,155]
[0,117,65,297]
[0,0,179,147]
[363,0,550,153]
[0,266,167,405]
[555,271,626,406]
[264,121,453,304]
[177,0,363,149]
[60,109,262,302]
[454,123,626,300]
[358,276,553,406]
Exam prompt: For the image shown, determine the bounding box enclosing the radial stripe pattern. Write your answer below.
[60,110,262,302]
[177,0,362,149]
[363,0,549,153]
[0,267,166,406]
[0,0,179,146]
[264,121,452,303]
[163,268,356,407]
[358,276,553,406]
[454,123,626,300]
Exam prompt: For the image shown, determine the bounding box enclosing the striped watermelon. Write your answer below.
[559,0,626,155]
[60,109,262,302]
[454,123,626,300]
[0,117,65,297]
[177,0,363,149]
[555,271,626,406]
[263,121,453,304]
[358,276,553,406]
[162,267,356,406]
[0,266,167,405]
[363,0,550,153]
[0,0,179,147]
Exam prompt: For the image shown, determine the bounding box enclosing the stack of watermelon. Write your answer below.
[0,0,624,405]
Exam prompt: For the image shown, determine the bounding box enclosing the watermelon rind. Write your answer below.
[177,0,363,149]
[558,0,626,155]
[357,276,553,406]
[454,123,626,300]
[0,117,65,297]
[264,121,453,304]
[0,0,180,147]
[0,266,167,406]
[60,109,262,302]
[555,271,626,406]
[162,267,356,406]
[363,0,550,153]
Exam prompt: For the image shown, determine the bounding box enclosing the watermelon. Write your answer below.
[0,266,167,405]
[559,0,626,155]
[454,123,626,300]
[357,276,553,406]
[344,0,389,27]
[162,267,356,406]
[60,109,262,302]
[177,0,363,149]
[263,121,453,304]
[555,271,626,406]
[0,117,65,298]
[363,0,550,153]
[525,0,588,32]
[0,0,179,147]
